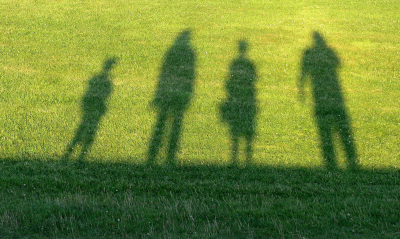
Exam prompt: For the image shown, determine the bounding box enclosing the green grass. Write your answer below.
[1,0,400,237]
[1,158,400,238]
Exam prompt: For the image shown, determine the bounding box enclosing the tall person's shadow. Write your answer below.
[299,31,358,170]
[63,58,117,161]
[147,30,196,165]
[220,40,257,164]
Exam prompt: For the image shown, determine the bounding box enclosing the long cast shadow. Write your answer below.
[63,58,117,161]
[299,31,358,170]
[147,30,196,165]
[220,40,257,164]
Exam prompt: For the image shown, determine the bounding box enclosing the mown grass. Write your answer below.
[1,158,400,238]
[1,0,398,167]
[1,0,400,237]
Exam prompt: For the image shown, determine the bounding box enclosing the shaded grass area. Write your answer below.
[1,158,400,238]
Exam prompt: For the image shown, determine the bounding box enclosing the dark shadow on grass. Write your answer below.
[147,29,196,165]
[220,40,257,164]
[2,157,400,238]
[63,58,117,161]
[298,31,358,171]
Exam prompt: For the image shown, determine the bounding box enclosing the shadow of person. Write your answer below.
[220,40,257,164]
[299,31,358,170]
[147,30,196,165]
[63,57,117,161]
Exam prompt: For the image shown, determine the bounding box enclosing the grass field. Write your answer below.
[1,0,400,237]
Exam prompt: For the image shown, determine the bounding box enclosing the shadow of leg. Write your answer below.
[245,135,253,163]
[317,115,337,170]
[148,110,167,164]
[338,116,358,171]
[78,140,91,162]
[231,135,239,165]
[62,126,83,160]
[167,112,184,165]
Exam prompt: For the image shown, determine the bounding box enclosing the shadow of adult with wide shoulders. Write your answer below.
[63,57,117,161]
[147,30,196,165]
[220,40,257,164]
[299,31,358,170]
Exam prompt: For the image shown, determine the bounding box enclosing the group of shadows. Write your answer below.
[62,29,358,171]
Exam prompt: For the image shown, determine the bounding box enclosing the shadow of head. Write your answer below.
[103,57,118,72]
[312,31,327,48]
[238,40,248,55]
[176,29,191,45]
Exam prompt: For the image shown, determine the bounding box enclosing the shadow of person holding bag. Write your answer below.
[220,40,257,164]
[299,32,358,170]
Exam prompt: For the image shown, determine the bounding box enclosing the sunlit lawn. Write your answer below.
[1,0,399,237]
[1,0,398,168]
